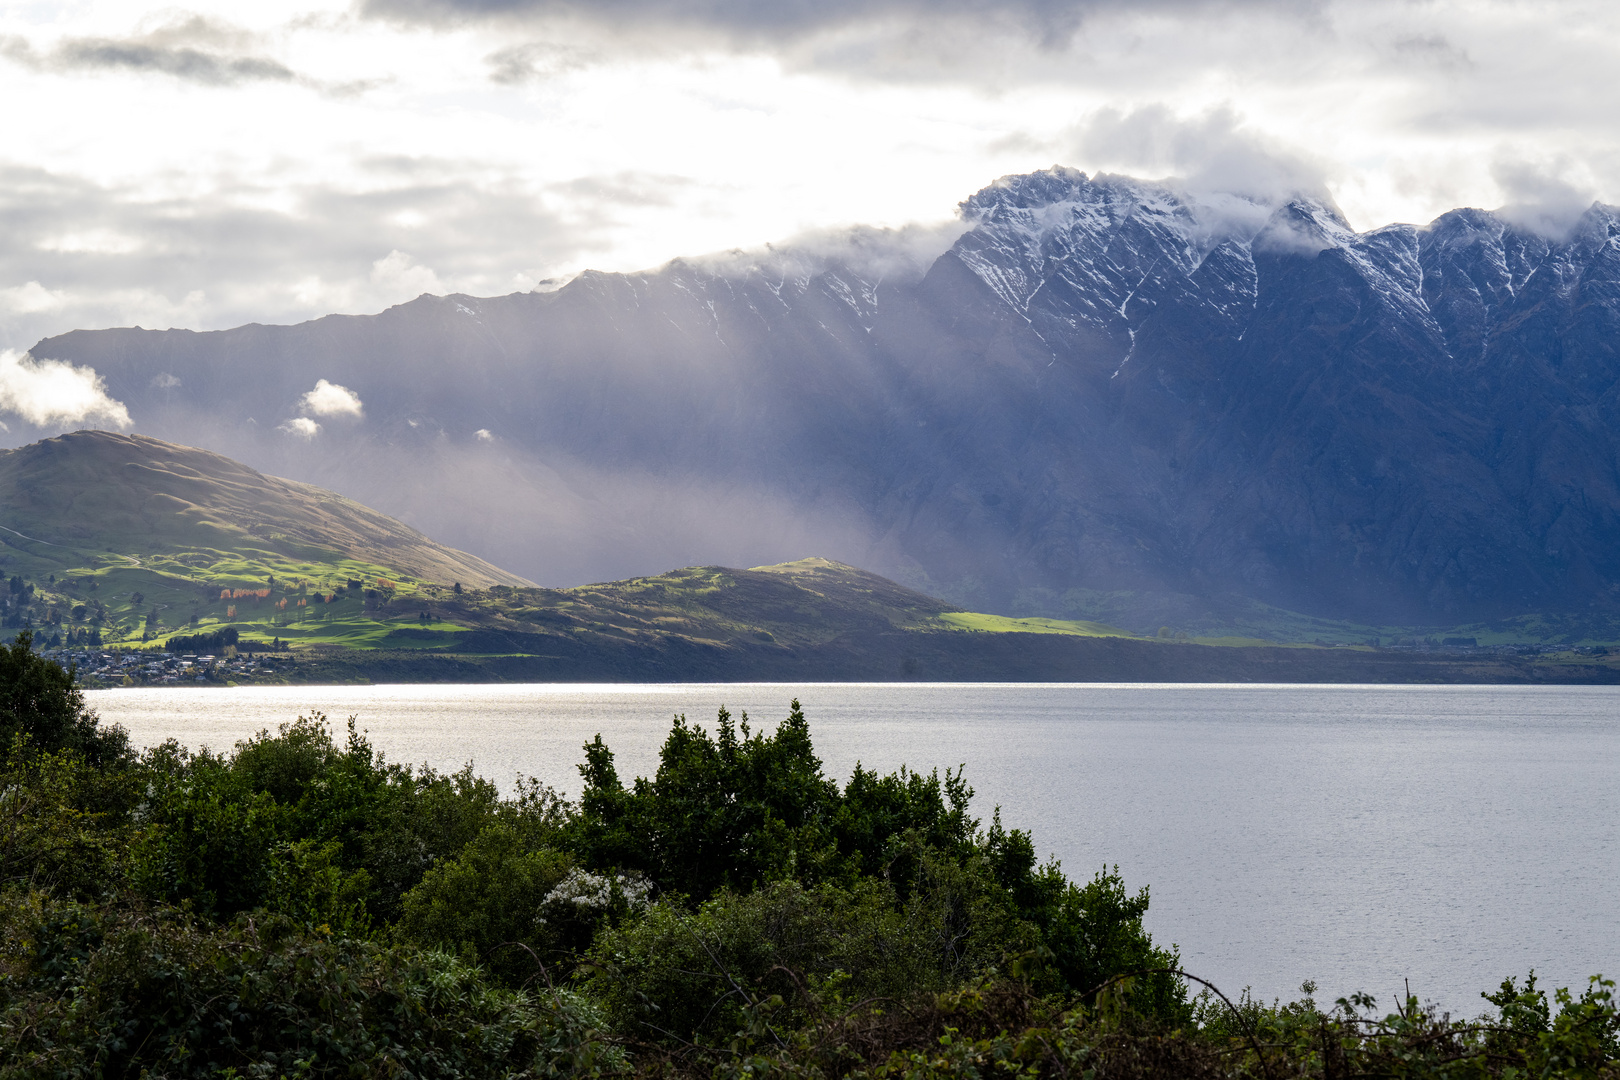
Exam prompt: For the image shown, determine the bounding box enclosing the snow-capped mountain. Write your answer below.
[21,168,1620,627]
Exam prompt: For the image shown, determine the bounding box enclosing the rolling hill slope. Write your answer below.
[0,430,529,647]
[4,431,1615,684]
[0,430,530,588]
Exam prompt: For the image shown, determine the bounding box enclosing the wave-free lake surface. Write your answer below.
[89,682,1619,1014]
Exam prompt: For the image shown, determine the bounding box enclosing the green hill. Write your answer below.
[0,431,1132,657]
[4,432,1617,685]
[392,556,1132,652]
[0,431,528,649]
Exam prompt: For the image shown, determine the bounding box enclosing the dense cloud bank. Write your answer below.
[0,0,1617,357]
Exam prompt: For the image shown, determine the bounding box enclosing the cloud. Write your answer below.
[1,16,298,88]
[370,250,446,302]
[366,0,1055,40]
[150,372,181,389]
[361,0,1305,49]
[0,349,130,428]
[0,161,594,353]
[299,378,365,418]
[51,40,295,86]
[1072,105,1328,205]
[475,427,495,440]
[0,15,386,95]
[485,41,593,83]
[686,219,969,283]
[0,282,69,315]
[1491,157,1598,240]
[278,416,321,438]
[1060,105,1337,242]
[1390,33,1473,73]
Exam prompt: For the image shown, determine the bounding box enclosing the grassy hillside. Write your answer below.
[4,431,1615,685]
[0,431,1138,658]
[0,431,528,649]
[369,557,1139,651]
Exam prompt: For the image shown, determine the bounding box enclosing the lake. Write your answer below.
[87,681,1620,1015]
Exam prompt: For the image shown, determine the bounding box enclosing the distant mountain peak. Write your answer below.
[22,167,1620,631]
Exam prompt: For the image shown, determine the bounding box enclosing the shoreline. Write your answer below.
[72,632,1620,688]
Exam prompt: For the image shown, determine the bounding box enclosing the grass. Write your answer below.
[934,611,1133,637]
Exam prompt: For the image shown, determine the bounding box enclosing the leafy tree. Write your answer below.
[0,630,127,765]
[575,702,980,898]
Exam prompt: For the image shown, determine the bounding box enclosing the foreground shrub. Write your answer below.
[397,823,576,985]
[0,743,141,898]
[696,972,1620,1080]
[586,879,950,1043]
[0,632,128,766]
[0,894,626,1079]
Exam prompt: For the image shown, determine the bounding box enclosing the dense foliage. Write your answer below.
[0,636,1614,1078]
[0,630,127,765]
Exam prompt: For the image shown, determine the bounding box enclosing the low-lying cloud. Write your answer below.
[685,219,970,285]
[1073,105,1328,203]
[1492,157,1599,240]
[1064,105,1336,242]
[278,416,321,438]
[0,349,130,428]
[300,379,365,418]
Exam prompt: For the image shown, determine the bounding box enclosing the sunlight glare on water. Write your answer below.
[88,681,1620,1015]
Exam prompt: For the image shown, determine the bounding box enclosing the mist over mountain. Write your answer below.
[17,167,1620,629]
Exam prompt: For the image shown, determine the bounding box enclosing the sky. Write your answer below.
[0,0,1615,355]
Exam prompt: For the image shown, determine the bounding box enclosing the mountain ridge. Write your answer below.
[21,168,1620,631]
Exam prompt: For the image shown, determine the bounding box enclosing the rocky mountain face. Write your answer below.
[20,168,1620,627]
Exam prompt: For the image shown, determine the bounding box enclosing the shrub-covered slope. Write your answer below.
[1,643,1615,1078]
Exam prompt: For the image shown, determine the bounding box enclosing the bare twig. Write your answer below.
[1082,967,1277,1080]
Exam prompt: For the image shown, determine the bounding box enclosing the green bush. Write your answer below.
[127,715,560,925]
[130,750,284,916]
[397,824,575,985]
[0,746,140,898]
[586,879,935,1043]
[0,896,627,1079]
[575,702,1183,1015]
[0,631,127,765]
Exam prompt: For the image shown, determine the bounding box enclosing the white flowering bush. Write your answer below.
[540,867,652,924]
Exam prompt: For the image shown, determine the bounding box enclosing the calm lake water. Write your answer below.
[87,682,1620,1015]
